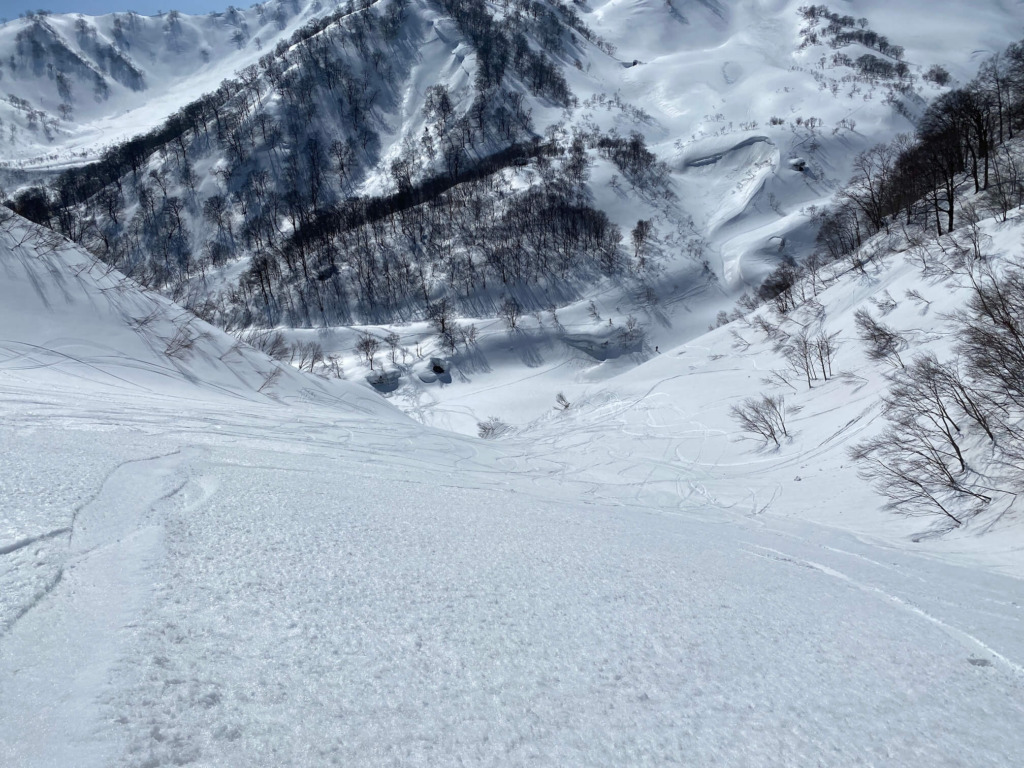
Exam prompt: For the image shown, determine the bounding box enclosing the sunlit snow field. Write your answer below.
[2,199,1024,766]
[3,0,1024,763]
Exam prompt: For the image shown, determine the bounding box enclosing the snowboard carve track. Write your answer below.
[0,526,71,557]
[746,544,1024,677]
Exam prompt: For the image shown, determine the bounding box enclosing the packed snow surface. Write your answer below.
[2,211,1024,765]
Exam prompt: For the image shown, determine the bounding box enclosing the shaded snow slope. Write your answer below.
[0,209,391,411]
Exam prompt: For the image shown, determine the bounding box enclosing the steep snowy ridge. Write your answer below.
[0,208,393,411]
[0,206,407,640]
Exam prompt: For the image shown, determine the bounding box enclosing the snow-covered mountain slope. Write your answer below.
[0,207,391,410]
[0,206,407,638]
[4,0,1022,340]
[2,1,1022,538]
[2,0,1012,170]
[3,208,1024,766]
[0,1,338,168]
[309,199,1024,567]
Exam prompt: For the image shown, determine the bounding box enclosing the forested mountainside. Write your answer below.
[4,0,1020,338]
[4,0,633,328]
[0,0,329,157]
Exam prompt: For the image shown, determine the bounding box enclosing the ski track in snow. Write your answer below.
[745,543,1024,676]
[1,434,194,768]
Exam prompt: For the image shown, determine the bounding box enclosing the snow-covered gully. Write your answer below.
[2,0,1024,760]
[2,360,1023,766]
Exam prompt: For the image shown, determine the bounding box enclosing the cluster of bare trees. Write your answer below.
[4,0,632,334]
[235,328,338,377]
[798,5,908,81]
[783,329,840,388]
[735,201,1023,526]
[731,232,1023,526]
[815,36,1024,264]
[10,0,394,280]
[242,144,623,328]
[734,107,1024,525]
[437,0,581,105]
[853,246,1024,526]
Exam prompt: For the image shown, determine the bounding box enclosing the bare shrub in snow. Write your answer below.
[498,297,523,329]
[854,308,906,368]
[729,330,751,351]
[870,290,898,314]
[257,364,283,393]
[238,329,290,361]
[477,417,511,439]
[904,288,931,308]
[752,314,783,342]
[293,341,324,373]
[164,322,208,359]
[731,394,794,447]
[384,332,401,364]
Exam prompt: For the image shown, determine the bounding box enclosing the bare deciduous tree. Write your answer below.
[293,340,324,373]
[499,296,522,329]
[355,333,381,370]
[731,394,794,446]
[814,331,841,380]
[385,331,401,364]
[854,308,906,368]
[785,330,818,389]
[631,218,653,270]
[851,353,997,526]
[850,425,969,527]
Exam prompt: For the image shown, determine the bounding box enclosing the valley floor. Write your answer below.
[2,372,1023,766]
